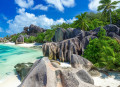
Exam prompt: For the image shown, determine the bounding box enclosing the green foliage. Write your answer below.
[97,27,106,38]
[24,36,36,43]
[88,19,104,30]
[44,29,55,42]
[36,33,45,43]
[35,29,56,43]
[74,12,89,30]
[83,29,120,71]
[97,0,120,24]
[10,33,21,42]
[51,23,71,30]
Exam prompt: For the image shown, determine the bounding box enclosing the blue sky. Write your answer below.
[0,0,120,37]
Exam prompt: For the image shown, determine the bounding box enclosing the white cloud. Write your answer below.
[32,4,48,11]
[89,0,120,11]
[6,9,75,34]
[0,27,3,32]
[15,0,34,8]
[45,0,75,12]
[66,17,76,23]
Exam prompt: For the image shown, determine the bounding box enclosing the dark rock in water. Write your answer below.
[6,72,12,75]
[71,54,93,71]
[20,57,96,87]
[16,35,24,44]
[14,62,33,81]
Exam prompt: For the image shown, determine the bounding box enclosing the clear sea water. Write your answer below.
[0,44,43,81]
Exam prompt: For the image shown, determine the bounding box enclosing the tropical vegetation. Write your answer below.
[83,27,120,71]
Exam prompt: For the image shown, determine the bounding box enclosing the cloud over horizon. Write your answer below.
[6,8,76,34]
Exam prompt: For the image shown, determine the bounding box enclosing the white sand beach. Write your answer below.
[0,75,21,87]
[3,42,42,48]
[93,72,120,87]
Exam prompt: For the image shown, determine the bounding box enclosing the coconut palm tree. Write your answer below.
[97,0,120,24]
[74,12,89,31]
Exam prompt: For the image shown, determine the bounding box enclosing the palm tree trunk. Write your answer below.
[110,10,112,24]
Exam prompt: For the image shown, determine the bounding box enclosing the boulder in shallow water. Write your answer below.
[14,62,33,81]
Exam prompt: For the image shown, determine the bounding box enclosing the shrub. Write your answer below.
[36,33,45,43]
[24,36,36,43]
[83,28,120,71]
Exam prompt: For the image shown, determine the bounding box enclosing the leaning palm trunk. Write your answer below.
[110,9,112,24]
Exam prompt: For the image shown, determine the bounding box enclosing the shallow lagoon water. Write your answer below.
[0,44,43,80]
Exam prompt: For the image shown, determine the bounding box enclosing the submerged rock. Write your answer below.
[20,57,96,87]
[14,62,33,81]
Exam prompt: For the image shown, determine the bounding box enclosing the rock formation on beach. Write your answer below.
[19,57,96,87]
[16,35,24,44]
[22,24,45,36]
[43,24,120,62]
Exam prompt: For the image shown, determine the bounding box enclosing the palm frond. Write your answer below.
[99,0,111,4]
[110,1,120,5]
[110,6,118,9]
[97,5,106,11]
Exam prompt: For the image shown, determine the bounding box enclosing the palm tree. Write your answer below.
[97,0,120,24]
[74,12,89,31]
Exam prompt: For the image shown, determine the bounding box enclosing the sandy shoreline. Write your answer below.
[93,76,120,87]
[1,42,42,48]
[0,75,21,87]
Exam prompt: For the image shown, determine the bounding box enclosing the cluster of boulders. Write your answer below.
[18,24,120,87]
[15,24,46,44]
[19,57,97,87]
[0,38,8,42]
[22,24,45,36]
[42,24,120,62]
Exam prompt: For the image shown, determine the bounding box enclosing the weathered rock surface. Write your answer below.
[71,54,93,71]
[43,35,96,62]
[16,35,24,44]
[20,57,96,87]
[52,28,82,42]
[43,24,120,62]
[22,24,44,36]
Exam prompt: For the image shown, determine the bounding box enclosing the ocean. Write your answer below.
[0,44,43,81]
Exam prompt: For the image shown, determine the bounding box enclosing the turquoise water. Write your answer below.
[0,44,43,80]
